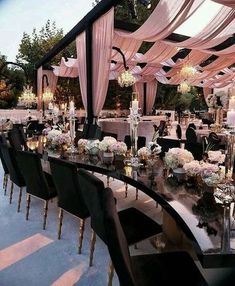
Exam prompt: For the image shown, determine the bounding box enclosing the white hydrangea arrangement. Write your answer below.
[99,136,117,152]
[207,151,225,164]
[47,129,71,148]
[164,148,193,170]
[206,91,228,109]
[137,147,151,157]
[77,139,88,147]
[183,160,225,187]
[109,141,127,155]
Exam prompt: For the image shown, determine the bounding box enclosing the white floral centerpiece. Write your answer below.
[109,141,127,155]
[77,139,88,154]
[206,91,228,110]
[85,139,100,155]
[46,129,71,149]
[183,160,225,188]
[137,147,151,158]
[164,148,194,170]
[207,150,225,164]
[99,136,117,153]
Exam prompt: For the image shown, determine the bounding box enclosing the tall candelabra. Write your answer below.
[69,100,77,154]
[127,92,141,166]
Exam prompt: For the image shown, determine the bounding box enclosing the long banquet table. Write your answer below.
[42,149,235,270]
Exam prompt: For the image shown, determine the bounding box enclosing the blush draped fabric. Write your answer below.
[92,8,114,117]
[37,66,43,110]
[211,0,235,8]
[116,0,205,41]
[146,80,158,114]
[203,87,212,104]
[76,32,87,111]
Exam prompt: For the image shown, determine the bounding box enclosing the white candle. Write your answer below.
[69,101,75,116]
[48,102,53,110]
[229,97,235,110]
[132,99,139,114]
[227,110,235,126]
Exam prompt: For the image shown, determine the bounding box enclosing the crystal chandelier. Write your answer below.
[42,87,54,102]
[179,63,197,80]
[118,70,136,87]
[177,81,191,94]
[18,85,38,108]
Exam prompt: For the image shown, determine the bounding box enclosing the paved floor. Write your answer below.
[0,164,233,285]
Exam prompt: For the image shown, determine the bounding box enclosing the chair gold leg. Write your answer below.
[78,219,85,254]
[89,229,96,267]
[17,187,23,212]
[58,208,63,239]
[26,194,31,220]
[9,181,14,204]
[4,174,8,196]
[135,188,138,200]
[107,260,114,286]
[43,200,49,230]
[125,183,128,198]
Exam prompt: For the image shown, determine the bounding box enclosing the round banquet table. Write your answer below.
[42,150,235,269]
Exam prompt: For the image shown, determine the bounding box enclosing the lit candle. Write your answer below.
[132,99,139,114]
[48,102,53,110]
[69,100,75,116]
[227,110,235,126]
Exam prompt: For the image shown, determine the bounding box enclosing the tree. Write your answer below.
[16,20,65,84]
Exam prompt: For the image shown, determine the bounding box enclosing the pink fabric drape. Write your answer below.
[211,0,235,8]
[117,0,204,41]
[37,66,43,110]
[133,82,144,113]
[146,80,158,114]
[165,6,235,49]
[92,8,114,117]
[203,87,212,104]
[76,32,87,111]
[42,70,58,94]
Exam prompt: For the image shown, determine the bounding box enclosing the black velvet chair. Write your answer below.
[49,157,90,254]
[102,131,118,140]
[97,186,208,286]
[185,126,197,143]
[13,125,28,150]
[185,142,203,161]
[0,144,25,211]
[0,134,9,195]
[124,135,146,150]
[16,151,57,229]
[158,120,166,137]
[77,169,162,276]
[176,124,182,140]
[8,129,23,151]
[207,132,221,151]
[157,137,181,153]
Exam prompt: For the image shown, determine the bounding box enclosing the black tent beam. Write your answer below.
[35,0,120,69]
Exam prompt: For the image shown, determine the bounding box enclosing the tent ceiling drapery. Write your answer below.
[36,0,235,120]
[50,0,235,90]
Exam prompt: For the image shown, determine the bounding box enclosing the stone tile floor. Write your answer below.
[0,165,233,285]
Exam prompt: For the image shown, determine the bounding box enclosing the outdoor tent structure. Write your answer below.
[35,0,235,133]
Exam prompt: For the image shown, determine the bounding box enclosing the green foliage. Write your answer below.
[16,20,64,83]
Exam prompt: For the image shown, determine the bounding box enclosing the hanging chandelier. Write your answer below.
[118,70,136,87]
[177,81,191,94]
[179,63,197,80]
[42,87,54,102]
[18,85,38,108]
